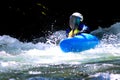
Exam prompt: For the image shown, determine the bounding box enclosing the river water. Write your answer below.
[0,22,120,80]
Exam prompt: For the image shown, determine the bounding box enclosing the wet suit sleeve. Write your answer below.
[79,24,90,33]
[75,24,90,35]
[66,28,71,37]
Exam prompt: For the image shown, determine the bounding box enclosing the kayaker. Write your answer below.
[66,12,90,37]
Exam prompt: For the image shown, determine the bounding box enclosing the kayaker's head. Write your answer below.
[69,12,83,30]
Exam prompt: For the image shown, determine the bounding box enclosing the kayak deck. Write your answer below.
[59,33,99,53]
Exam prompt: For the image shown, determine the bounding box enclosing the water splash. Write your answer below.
[0,23,120,80]
[0,22,120,71]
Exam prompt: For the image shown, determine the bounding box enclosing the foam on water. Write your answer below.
[0,22,120,70]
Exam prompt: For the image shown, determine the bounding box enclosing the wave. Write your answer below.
[0,22,120,66]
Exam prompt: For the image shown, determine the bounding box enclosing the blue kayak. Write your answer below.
[59,33,100,53]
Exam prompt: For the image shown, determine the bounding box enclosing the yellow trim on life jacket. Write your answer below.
[68,28,80,37]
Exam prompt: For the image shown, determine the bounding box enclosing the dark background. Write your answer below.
[1,0,120,42]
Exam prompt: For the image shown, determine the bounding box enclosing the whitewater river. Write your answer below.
[0,23,120,80]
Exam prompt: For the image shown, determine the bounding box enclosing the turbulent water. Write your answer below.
[0,22,120,80]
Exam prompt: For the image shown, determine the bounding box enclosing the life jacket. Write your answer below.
[67,23,90,37]
[68,28,80,37]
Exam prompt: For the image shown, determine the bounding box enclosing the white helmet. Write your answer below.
[71,12,83,21]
